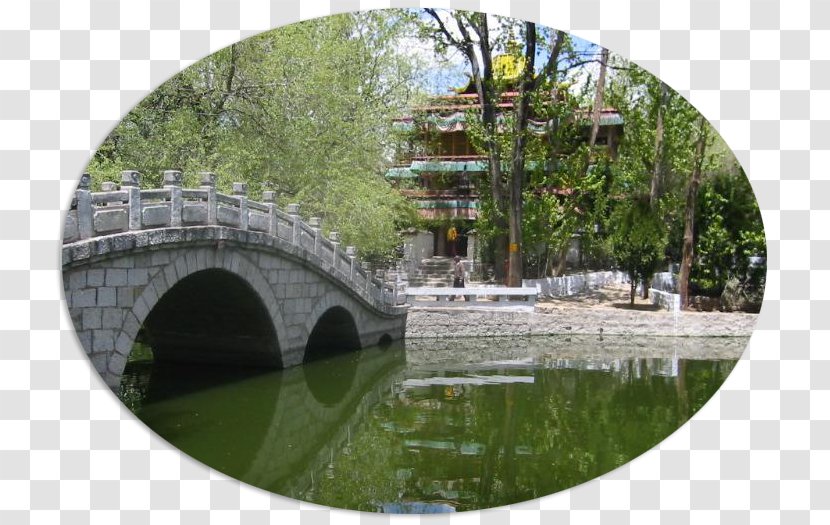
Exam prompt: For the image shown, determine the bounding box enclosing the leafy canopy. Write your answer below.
[87,11,422,261]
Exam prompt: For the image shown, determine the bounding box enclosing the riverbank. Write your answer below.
[405,284,758,339]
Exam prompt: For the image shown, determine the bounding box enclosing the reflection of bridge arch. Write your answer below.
[240,344,407,493]
[137,364,283,480]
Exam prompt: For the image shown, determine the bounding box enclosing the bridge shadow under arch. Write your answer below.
[141,268,282,368]
[303,306,362,405]
[304,306,362,362]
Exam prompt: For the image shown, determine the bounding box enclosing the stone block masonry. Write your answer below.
[405,306,757,339]
[62,171,408,390]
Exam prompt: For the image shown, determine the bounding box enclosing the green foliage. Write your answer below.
[86,11,421,260]
[607,197,668,298]
[692,170,766,296]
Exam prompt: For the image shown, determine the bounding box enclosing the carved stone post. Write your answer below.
[286,203,300,244]
[163,170,183,227]
[309,217,321,257]
[76,173,93,239]
[199,172,217,225]
[233,182,248,230]
[346,245,357,281]
[121,170,141,231]
[373,269,384,303]
[262,191,277,237]
[362,262,372,294]
[329,231,341,268]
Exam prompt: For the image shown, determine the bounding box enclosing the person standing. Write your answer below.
[450,255,465,301]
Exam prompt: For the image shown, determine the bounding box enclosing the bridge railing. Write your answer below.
[64,170,401,308]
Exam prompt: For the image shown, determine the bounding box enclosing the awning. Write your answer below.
[414,200,479,209]
[410,160,488,172]
[384,167,419,178]
[392,111,624,135]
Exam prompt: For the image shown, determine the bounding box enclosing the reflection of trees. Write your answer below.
[309,358,736,511]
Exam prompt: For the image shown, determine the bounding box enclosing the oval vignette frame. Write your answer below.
[57,2,771,516]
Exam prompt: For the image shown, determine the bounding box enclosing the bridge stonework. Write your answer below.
[62,171,407,389]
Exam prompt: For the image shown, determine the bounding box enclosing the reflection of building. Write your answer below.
[387,59,624,263]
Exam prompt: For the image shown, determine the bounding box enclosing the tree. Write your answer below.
[421,11,570,285]
[86,12,421,261]
[421,10,509,281]
[607,197,667,305]
[691,163,765,299]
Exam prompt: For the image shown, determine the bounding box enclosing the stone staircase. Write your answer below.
[406,257,457,288]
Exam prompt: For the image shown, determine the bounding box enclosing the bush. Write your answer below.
[720,275,765,313]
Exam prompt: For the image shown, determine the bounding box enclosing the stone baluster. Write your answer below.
[233,182,248,230]
[346,245,357,281]
[286,203,300,244]
[199,172,217,225]
[121,170,141,231]
[76,173,93,239]
[163,170,183,227]
[262,191,277,236]
[308,217,321,257]
[329,231,341,267]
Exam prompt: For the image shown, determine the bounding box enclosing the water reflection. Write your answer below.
[121,335,744,512]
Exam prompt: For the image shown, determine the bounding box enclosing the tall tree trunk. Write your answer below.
[649,81,670,207]
[507,22,537,287]
[643,81,671,300]
[427,10,509,281]
[458,12,509,282]
[555,243,568,276]
[679,115,708,310]
[588,48,610,148]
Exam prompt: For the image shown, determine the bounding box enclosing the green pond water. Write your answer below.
[119,335,744,513]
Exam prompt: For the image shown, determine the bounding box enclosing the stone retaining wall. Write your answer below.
[405,306,757,339]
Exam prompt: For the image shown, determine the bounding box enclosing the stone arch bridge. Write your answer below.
[62,171,408,389]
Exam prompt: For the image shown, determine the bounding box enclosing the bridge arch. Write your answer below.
[109,246,289,384]
[304,305,362,363]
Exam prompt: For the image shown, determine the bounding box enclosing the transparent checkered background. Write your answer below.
[0,0,826,522]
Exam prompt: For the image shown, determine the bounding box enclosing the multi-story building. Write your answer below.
[387,59,624,265]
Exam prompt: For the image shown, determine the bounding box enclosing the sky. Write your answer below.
[397,8,605,97]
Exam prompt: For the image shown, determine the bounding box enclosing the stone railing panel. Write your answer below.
[297,221,315,252]
[338,251,352,276]
[182,202,208,224]
[318,239,333,264]
[94,207,129,234]
[275,212,294,242]
[248,211,270,233]
[65,172,400,309]
[142,204,171,228]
